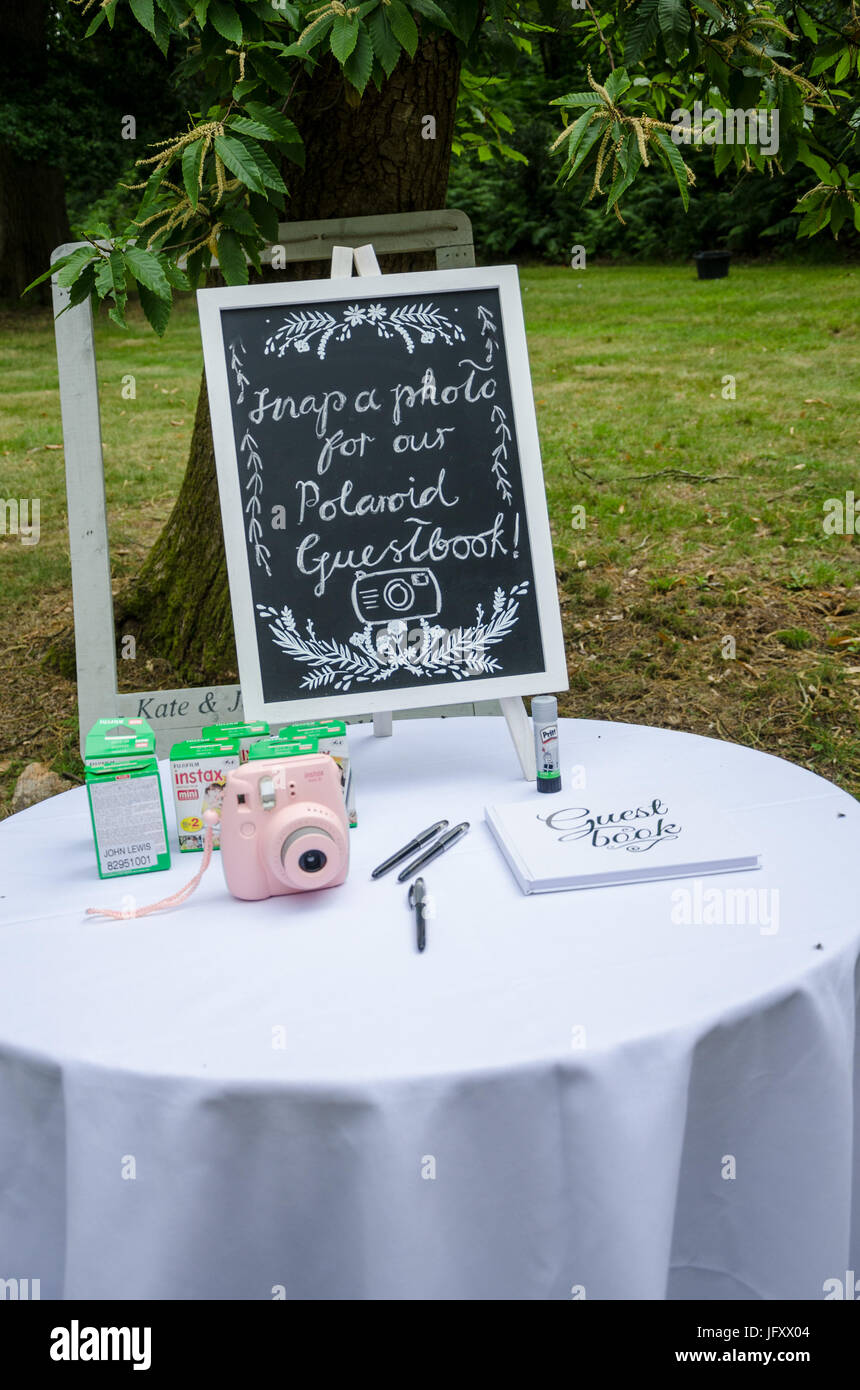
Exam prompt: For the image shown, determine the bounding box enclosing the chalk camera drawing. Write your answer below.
[351,568,443,625]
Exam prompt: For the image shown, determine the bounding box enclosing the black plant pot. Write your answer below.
[694,250,732,280]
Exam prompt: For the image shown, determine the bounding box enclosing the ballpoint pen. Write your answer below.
[371,820,449,879]
[396,822,470,883]
[408,877,428,953]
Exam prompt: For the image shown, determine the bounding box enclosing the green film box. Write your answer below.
[281,719,356,827]
[248,736,318,762]
[200,720,270,762]
[84,717,171,880]
[171,738,241,853]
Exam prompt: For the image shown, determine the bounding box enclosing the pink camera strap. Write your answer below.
[86,811,218,920]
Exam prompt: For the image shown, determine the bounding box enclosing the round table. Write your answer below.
[0,717,858,1301]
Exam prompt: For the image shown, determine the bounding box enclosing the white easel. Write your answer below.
[328,243,537,781]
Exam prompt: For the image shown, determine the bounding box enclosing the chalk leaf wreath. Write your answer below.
[256,582,530,692]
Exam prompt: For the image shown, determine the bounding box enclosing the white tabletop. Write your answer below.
[1,716,858,1300]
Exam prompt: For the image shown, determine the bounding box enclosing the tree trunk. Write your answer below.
[0,0,71,303]
[115,32,461,686]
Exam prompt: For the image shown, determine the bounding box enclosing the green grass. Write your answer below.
[0,262,858,804]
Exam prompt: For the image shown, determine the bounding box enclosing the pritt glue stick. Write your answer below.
[532,694,561,794]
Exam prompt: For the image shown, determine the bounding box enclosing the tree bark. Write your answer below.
[0,0,71,303]
[114,32,461,686]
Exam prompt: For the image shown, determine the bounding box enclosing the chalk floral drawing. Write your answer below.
[228,339,249,404]
[263,302,466,360]
[478,305,498,365]
[239,431,271,576]
[256,582,530,692]
[490,404,513,504]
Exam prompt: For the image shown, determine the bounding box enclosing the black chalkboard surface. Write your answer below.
[199,265,567,723]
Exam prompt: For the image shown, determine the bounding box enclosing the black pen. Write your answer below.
[371,820,448,879]
[408,877,428,953]
[396,822,470,883]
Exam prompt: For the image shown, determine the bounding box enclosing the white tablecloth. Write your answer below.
[0,717,858,1300]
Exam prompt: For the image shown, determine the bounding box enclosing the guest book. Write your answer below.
[484,792,761,894]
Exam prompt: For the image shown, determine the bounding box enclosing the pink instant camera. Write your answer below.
[220,754,349,900]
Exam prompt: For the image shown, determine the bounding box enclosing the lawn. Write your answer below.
[0,262,858,810]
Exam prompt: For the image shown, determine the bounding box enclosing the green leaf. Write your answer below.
[129,0,156,35]
[138,282,172,336]
[692,0,724,21]
[208,0,243,44]
[795,7,818,43]
[152,6,171,54]
[830,193,849,236]
[809,42,842,77]
[834,49,851,84]
[159,255,191,290]
[56,247,99,289]
[564,108,599,165]
[67,264,97,310]
[331,14,359,64]
[249,47,292,94]
[565,119,604,180]
[95,258,114,297]
[243,102,301,143]
[233,134,287,191]
[606,133,642,211]
[249,192,280,243]
[604,69,632,102]
[387,1,419,58]
[227,115,279,141]
[298,11,335,49]
[22,252,76,296]
[193,0,210,24]
[185,247,209,290]
[181,139,206,208]
[549,91,603,108]
[657,0,689,63]
[714,140,734,176]
[219,205,259,237]
[109,250,127,296]
[652,128,690,210]
[214,133,266,193]
[123,246,173,301]
[344,24,374,93]
[626,0,659,67]
[242,234,262,276]
[410,0,454,32]
[84,10,107,37]
[796,147,832,181]
[232,78,262,100]
[105,0,119,28]
[216,229,249,285]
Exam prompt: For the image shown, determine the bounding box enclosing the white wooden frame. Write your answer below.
[198,263,568,743]
[51,211,526,759]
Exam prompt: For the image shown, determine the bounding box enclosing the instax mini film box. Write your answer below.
[170,738,240,852]
[200,720,269,761]
[84,717,170,879]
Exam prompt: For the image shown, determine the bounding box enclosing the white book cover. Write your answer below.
[484,791,761,894]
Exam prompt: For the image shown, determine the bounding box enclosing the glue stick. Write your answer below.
[532,695,561,794]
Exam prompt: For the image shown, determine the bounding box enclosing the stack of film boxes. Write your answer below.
[170,718,356,854]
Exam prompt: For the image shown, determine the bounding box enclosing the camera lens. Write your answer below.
[298,848,327,874]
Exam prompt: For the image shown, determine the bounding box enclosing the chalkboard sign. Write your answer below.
[198,265,567,724]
